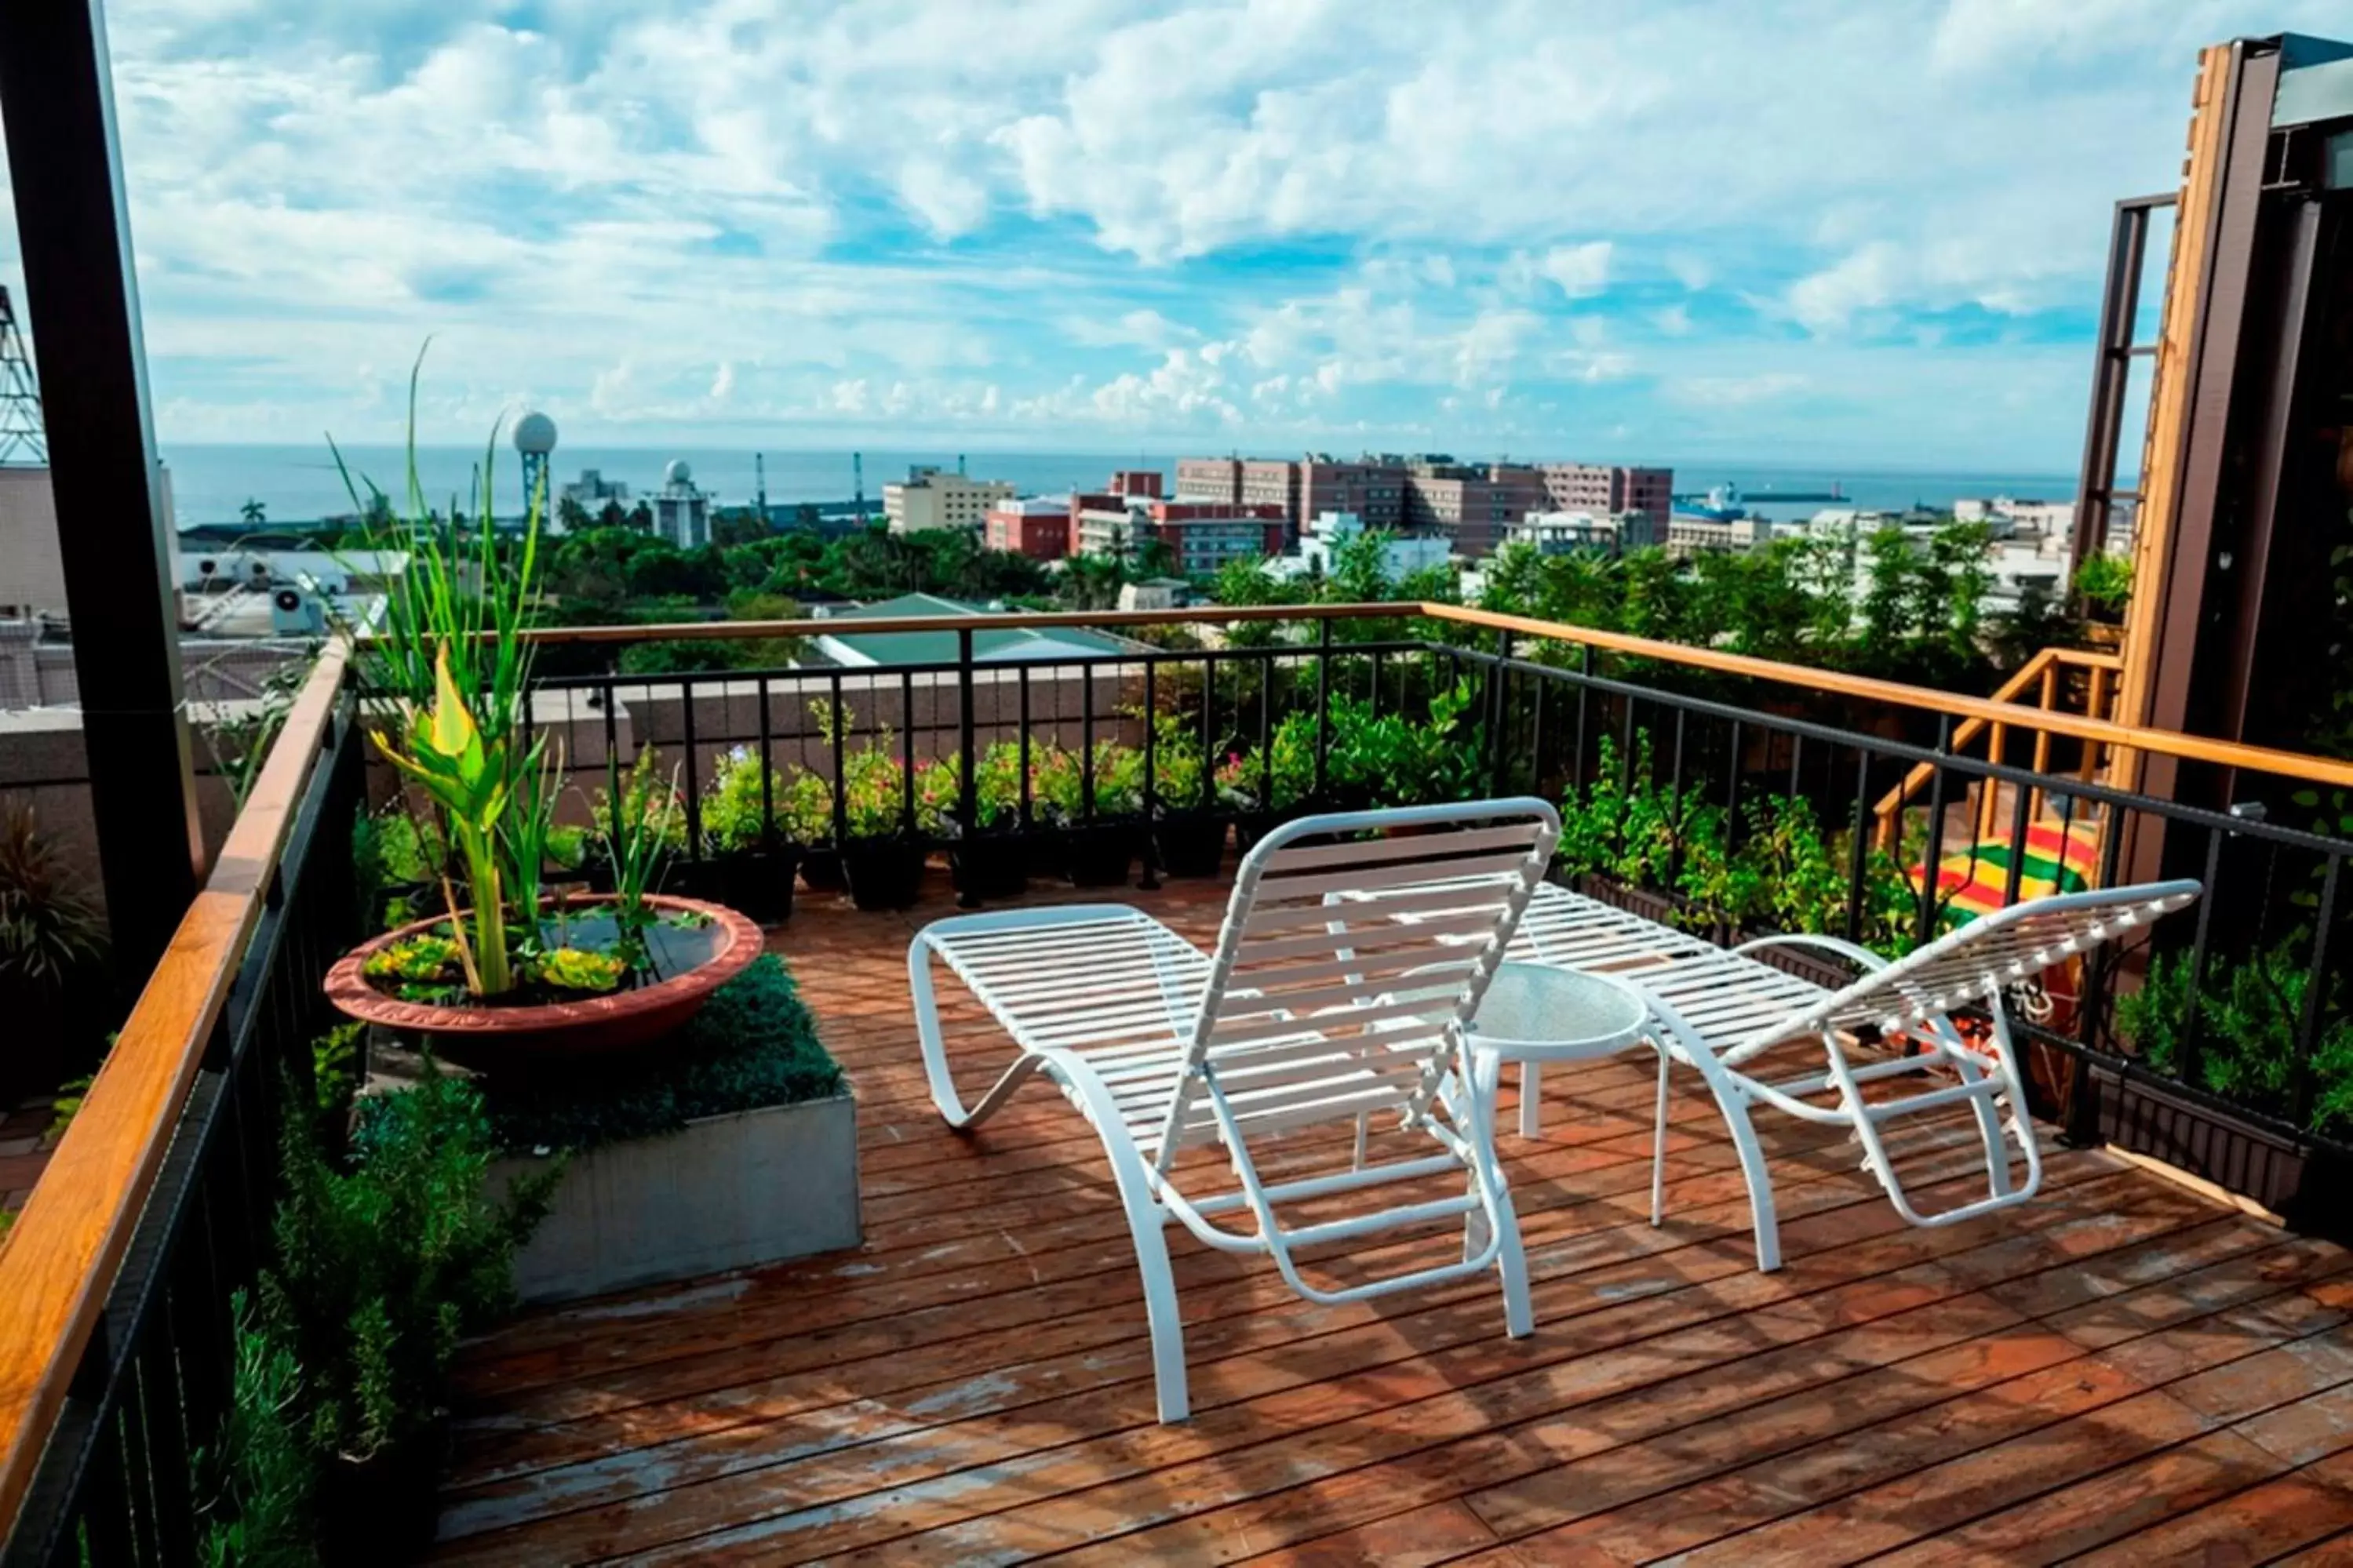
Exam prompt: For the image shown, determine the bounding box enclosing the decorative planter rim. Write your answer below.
[324,893,764,1039]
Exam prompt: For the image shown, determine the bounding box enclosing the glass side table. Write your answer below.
[1467,961,1658,1139]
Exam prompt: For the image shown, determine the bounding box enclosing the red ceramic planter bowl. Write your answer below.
[324,895,764,1059]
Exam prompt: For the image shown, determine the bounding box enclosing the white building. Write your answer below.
[1267,511,1452,584]
[652,460,710,549]
[560,467,631,510]
[1500,509,1661,556]
[1954,495,2075,540]
[883,466,1015,533]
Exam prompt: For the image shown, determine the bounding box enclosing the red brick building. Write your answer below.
[982,497,1072,561]
[1074,497,1284,576]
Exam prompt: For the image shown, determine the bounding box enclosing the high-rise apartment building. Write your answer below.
[1073,497,1284,575]
[883,465,1017,533]
[1175,451,1670,557]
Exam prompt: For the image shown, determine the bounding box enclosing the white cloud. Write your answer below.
[1,0,2339,469]
[1537,241,1612,299]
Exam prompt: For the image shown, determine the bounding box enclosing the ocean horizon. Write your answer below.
[156,442,2084,531]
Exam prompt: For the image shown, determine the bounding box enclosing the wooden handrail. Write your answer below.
[0,640,350,1541]
[517,599,2353,790]
[1424,602,2353,792]
[1866,647,2126,839]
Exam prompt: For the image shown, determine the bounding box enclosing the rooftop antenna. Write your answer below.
[0,287,46,466]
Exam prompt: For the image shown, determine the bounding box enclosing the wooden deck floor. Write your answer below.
[435,870,2353,1566]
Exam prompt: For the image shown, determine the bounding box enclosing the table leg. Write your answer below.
[1518,1058,1543,1139]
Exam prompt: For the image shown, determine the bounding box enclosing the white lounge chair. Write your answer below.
[908,799,1561,1422]
[1502,879,2202,1271]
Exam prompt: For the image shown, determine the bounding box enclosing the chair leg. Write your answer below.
[1648,1044,1671,1228]
[1123,1197,1190,1423]
[1656,1015,1782,1273]
[1462,1050,1534,1337]
[909,934,1044,1131]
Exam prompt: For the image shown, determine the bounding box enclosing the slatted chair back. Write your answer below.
[1728,879,2201,1060]
[1153,799,1560,1168]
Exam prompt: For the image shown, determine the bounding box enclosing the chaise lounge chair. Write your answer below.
[1500,878,2202,1270]
[908,799,1561,1422]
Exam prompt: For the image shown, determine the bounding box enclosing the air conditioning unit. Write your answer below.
[271,586,325,636]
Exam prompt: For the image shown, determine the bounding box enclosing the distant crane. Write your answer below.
[853,451,865,522]
[0,287,46,466]
[755,451,768,520]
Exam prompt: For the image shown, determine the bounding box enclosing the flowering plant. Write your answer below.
[702,745,782,854]
[1033,740,1145,823]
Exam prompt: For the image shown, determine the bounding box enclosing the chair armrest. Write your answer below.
[1729,933,1890,972]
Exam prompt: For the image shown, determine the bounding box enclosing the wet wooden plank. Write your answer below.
[427,879,2351,1567]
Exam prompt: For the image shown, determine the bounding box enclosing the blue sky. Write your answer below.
[6,0,2344,467]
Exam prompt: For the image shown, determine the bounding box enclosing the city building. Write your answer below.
[651,459,710,549]
[1665,515,1778,557]
[1540,464,1673,524]
[983,497,1072,562]
[559,467,630,509]
[883,465,1016,533]
[1106,469,1164,499]
[1502,509,1659,556]
[1073,497,1284,576]
[1955,496,2077,540]
[1270,511,1453,584]
[1177,452,1666,557]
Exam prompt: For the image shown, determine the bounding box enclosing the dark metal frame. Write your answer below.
[2071,192,2176,566]
[0,0,205,984]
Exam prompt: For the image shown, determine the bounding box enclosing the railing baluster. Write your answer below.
[1200,653,1216,810]
[2177,824,2227,1091]
[1914,719,1954,948]
[1315,619,1334,803]
[1845,748,1873,947]
[1570,646,1592,797]
[900,668,916,834]
[1018,664,1033,829]
[1528,675,1547,799]
[2293,855,2340,1128]
[757,675,774,853]
[2002,755,2034,909]
[956,630,976,836]
[680,676,702,863]
[829,672,847,849]
[1082,656,1096,822]
[1666,708,1688,889]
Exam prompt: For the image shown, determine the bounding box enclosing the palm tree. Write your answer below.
[239,497,267,528]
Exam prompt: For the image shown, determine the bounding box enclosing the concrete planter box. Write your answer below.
[493,1090,860,1304]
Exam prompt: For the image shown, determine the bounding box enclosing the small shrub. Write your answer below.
[2118,941,2353,1133]
[195,1291,315,1568]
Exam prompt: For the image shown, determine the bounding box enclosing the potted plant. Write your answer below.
[1146,715,1230,879]
[1036,739,1146,887]
[833,731,938,911]
[332,672,763,1059]
[699,745,801,922]
[1224,709,1319,853]
[780,768,843,892]
[583,746,687,896]
[267,1066,559,1563]
[931,742,1029,901]
[0,802,105,1104]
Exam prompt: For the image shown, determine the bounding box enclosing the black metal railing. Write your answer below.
[2,705,364,1568]
[525,629,2353,1203]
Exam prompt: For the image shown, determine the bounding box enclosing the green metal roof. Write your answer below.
[817,592,1132,665]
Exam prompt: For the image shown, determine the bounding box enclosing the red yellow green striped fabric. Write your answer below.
[1910,820,2102,928]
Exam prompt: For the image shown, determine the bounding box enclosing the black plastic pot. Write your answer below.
[318,1414,450,1567]
[1153,813,1227,879]
[841,839,928,911]
[800,847,846,893]
[715,847,801,922]
[2087,1062,2320,1222]
[950,832,1027,901]
[1062,821,1142,888]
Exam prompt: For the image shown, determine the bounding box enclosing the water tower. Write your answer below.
[513,409,557,523]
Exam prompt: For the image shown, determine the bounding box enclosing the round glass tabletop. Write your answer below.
[1467,961,1652,1061]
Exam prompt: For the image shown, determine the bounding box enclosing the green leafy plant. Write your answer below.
[1033,740,1143,823]
[0,799,105,987]
[371,647,528,995]
[262,1066,559,1466]
[483,955,843,1155]
[2071,553,2133,616]
[778,769,835,844]
[195,1290,315,1568]
[2118,942,2353,1133]
[701,746,781,854]
[596,748,679,959]
[535,947,626,993]
[361,933,462,988]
